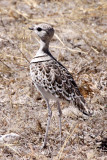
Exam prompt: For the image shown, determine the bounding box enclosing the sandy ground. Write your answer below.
[0,0,107,159]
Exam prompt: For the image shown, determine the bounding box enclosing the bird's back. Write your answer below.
[30,57,89,115]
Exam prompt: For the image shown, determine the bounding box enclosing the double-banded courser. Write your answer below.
[29,23,90,148]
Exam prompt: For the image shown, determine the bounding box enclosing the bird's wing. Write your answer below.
[30,59,89,115]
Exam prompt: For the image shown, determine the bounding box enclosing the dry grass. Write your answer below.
[0,0,107,159]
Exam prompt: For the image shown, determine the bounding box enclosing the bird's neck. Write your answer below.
[31,39,56,63]
[31,40,52,63]
[35,40,52,58]
[39,40,49,53]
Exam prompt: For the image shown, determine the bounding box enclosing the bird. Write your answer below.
[29,23,91,148]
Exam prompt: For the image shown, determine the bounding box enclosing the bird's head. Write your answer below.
[29,23,54,43]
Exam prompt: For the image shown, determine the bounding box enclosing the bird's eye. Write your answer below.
[37,27,42,31]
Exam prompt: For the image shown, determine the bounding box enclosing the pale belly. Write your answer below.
[34,83,59,102]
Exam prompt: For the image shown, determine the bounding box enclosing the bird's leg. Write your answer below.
[57,101,62,146]
[42,99,52,148]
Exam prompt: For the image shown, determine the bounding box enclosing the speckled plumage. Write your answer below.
[29,23,90,148]
[30,59,86,113]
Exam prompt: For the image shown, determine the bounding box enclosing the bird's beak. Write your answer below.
[29,27,34,30]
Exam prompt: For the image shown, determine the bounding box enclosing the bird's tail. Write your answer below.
[72,94,91,116]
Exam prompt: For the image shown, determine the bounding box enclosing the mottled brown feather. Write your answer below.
[30,58,88,114]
